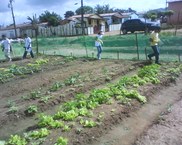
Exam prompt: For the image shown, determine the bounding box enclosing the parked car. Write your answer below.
[121,19,160,34]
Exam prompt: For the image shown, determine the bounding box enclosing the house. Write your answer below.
[68,14,105,34]
[121,12,139,22]
[0,23,35,39]
[99,12,127,31]
[168,0,182,24]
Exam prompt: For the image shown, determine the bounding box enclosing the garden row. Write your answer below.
[4,62,182,145]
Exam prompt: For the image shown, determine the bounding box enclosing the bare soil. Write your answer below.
[0,56,182,145]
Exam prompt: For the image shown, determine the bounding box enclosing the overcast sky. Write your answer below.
[0,0,167,26]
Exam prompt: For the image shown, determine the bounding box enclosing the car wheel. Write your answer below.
[122,29,127,35]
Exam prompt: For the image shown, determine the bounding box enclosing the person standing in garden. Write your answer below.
[95,31,104,60]
[22,34,34,59]
[148,27,161,65]
[1,35,12,62]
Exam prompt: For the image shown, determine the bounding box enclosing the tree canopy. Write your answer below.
[64,11,75,19]
[39,11,62,26]
[94,4,114,14]
[75,6,94,15]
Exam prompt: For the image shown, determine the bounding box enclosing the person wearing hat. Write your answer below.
[1,35,12,62]
[22,34,34,59]
[148,27,161,65]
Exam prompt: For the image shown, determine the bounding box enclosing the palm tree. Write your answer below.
[27,14,39,55]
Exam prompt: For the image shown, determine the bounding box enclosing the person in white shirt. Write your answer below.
[22,34,34,59]
[95,31,104,60]
[1,35,12,62]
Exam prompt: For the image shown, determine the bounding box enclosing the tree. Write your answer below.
[27,14,39,55]
[64,11,75,18]
[114,8,127,13]
[39,11,62,26]
[150,14,157,21]
[127,8,136,13]
[75,6,94,15]
[165,10,174,24]
[94,4,114,14]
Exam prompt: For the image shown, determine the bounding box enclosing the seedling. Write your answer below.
[54,137,68,145]
[26,105,38,115]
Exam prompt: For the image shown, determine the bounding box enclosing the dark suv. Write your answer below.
[121,19,160,34]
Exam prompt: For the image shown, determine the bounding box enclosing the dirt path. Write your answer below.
[135,93,182,145]
[90,75,182,145]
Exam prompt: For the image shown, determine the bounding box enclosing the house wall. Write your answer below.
[109,24,121,32]
[168,1,182,24]
[0,28,20,39]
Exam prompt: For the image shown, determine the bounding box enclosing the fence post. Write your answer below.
[135,33,139,60]
[178,53,181,62]
[145,47,147,60]
[92,52,94,58]
[117,51,120,60]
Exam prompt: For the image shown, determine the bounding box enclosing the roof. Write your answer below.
[168,0,182,3]
[100,12,125,18]
[70,14,103,20]
[0,22,47,31]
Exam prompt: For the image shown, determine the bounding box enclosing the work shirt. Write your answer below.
[24,37,32,48]
[1,38,11,52]
[150,31,160,46]
[24,37,32,52]
[95,34,103,47]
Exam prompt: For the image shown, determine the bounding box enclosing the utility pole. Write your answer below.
[81,0,84,35]
[8,0,17,38]
[166,0,168,10]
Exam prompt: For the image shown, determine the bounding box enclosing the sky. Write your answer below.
[0,0,167,26]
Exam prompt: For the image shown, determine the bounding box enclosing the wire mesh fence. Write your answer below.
[1,31,182,62]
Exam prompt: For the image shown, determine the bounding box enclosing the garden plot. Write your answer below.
[0,56,182,145]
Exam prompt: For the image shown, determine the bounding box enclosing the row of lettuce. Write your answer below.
[4,62,182,145]
[0,59,49,83]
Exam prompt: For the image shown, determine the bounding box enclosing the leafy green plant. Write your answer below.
[35,58,49,65]
[97,112,105,122]
[26,105,38,115]
[38,115,64,129]
[50,82,64,92]
[126,90,147,103]
[62,125,71,132]
[54,137,68,145]
[6,135,27,145]
[8,106,19,113]
[39,96,52,103]
[25,128,50,139]
[80,119,97,128]
[64,73,80,86]
[62,110,79,121]
[7,100,16,107]
[30,90,41,99]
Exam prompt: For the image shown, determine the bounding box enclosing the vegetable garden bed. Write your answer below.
[0,56,182,145]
